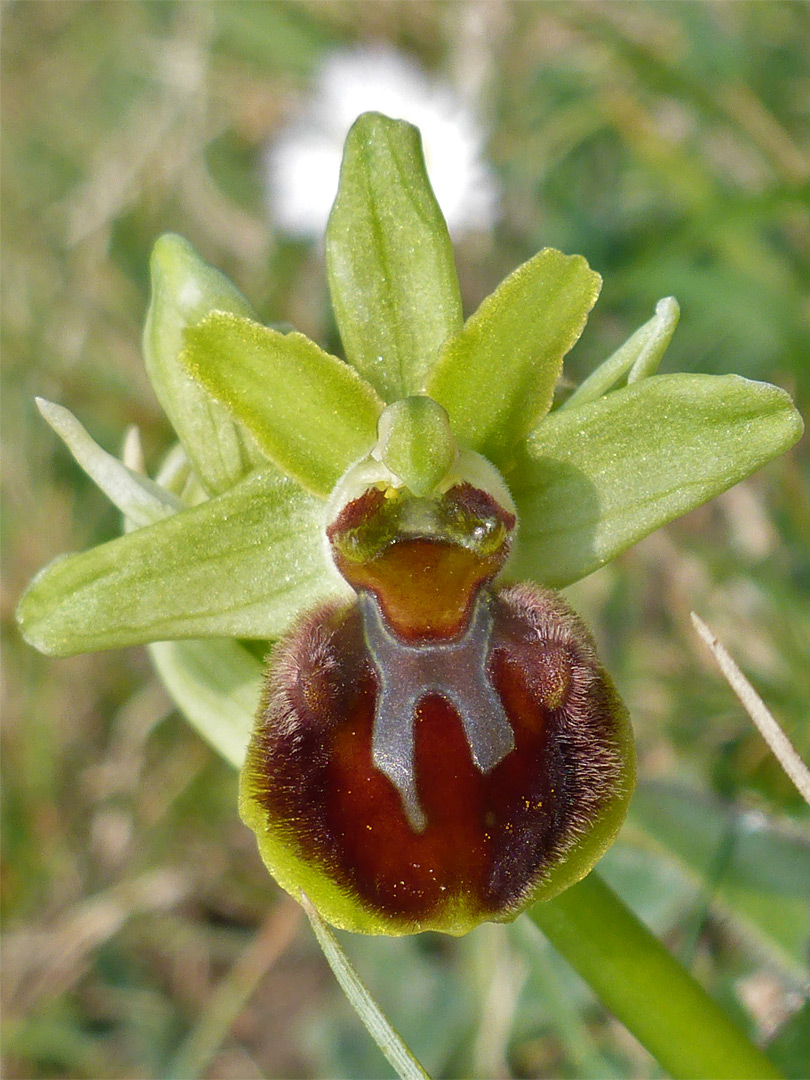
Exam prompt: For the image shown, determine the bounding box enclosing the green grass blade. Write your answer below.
[301,896,431,1080]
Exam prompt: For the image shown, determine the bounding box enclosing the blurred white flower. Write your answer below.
[265,45,498,240]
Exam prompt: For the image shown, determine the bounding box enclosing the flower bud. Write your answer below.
[240,455,635,935]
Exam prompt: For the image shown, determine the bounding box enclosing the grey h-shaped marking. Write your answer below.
[359,591,516,833]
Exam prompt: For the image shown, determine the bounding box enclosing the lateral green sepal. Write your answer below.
[509,373,804,588]
[16,470,350,656]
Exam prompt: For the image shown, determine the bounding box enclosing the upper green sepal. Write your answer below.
[326,112,463,402]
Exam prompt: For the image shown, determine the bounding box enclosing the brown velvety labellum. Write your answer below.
[244,584,627,924]
[242,481,631,931]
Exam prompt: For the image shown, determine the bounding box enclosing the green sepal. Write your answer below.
[326,112,463,402]
[16,470,350,656]
[375,397,458,496]
[143,233,266,495]
[426,248,601,470]
[509,373,804,588]
[149,638,262,769]
[182,313,384,497]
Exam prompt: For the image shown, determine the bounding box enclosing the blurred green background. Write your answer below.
[2,3,809,1078]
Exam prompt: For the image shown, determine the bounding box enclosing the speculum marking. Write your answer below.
[359,591,516,832]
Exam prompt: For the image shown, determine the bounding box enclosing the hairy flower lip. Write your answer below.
[237,423,636,935]
[240,579,636,936]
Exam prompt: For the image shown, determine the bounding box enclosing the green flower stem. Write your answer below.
[529,873,781,1080]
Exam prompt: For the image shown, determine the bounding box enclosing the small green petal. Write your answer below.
[148,639,261,769]
[426,248,601,470]
[326,112,463,402]
[17,470,350,656]
[563,296,680,411]
[375,397,458,496]
[509,373,804,588]
[36,398,182,527]
[143,233,266,495]
[182,313,384,497]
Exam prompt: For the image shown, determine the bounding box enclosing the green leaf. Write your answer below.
[183,313,384,497]
[427,248,600,468]
[148,639,262,769]
[17,470,350,656]
[36,398,182,528]
[509,373,804,588]
[562,296,680,411]
[301,896,431,1080]
[425,248,601,469]
[326,112,463,402]
[143,233,266,495]
[375,397,458,496]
